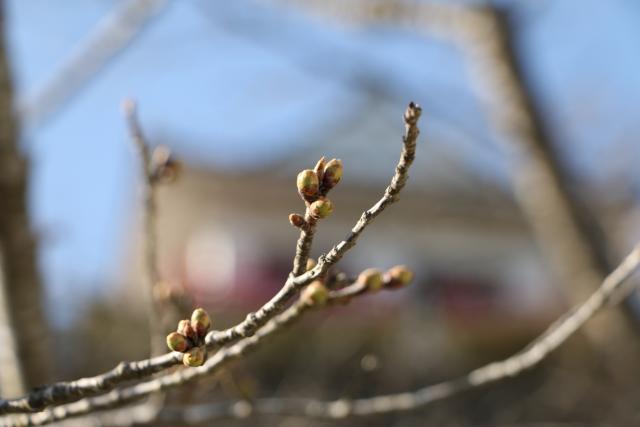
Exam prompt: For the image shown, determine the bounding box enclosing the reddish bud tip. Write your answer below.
[288,213,306,228]
[177,319,198,342]
[314,157,326,183]
[322,159,343,190]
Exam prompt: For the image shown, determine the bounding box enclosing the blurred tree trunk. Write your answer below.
[462,6,639,322]
[0,7,51,396]
[458,6,640,383]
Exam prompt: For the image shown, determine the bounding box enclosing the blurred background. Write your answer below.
[2,0,640,425]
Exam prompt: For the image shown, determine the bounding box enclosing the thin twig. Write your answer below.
[0,102,422,415]
[123,100,164,357]
[291,215,318,277]
[132,245,640,423]
[205,102,420,344]
[18,0,170,129]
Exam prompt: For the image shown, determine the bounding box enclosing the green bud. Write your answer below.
[183,346,206,367]
[322,159,342,190]
[357,268,384,292]
[296,169,319,200]
[384,265,414,289]
[191,308,212,338]
[309,198,333,219]
[301,281,329,306]
[150,146,182,184]
[166,332,191,353]
[177,319,198,342]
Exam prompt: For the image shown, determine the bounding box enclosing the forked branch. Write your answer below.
[0,102,422,417]
[2,271,411,426]
[137,244,640,423]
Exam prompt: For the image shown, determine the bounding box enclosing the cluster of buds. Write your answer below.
[166,308,212,367]
[356,265,414,292]
[150,145,182,184]
[290,157,343,227]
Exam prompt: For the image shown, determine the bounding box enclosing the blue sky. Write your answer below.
[5,0,640,325]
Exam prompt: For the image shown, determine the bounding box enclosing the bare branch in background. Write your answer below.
[0,102,422,417]
[0,5,51,396]
[268,0,475,38]
[123,100,165,357]
[17,0,170,130]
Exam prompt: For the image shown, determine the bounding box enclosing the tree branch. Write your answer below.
[1,278,382,426]
[18,0,170,129]
[0,102,422,415]
[37,245,640,427]
[134,244,640,423]
[123,100,166,358]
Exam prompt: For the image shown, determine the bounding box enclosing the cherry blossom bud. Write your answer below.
[301,281,329,306]
[183,346,206,367]
[357,268,384,292]
[296,169,319,200]
[166,332,191,353]
[177,319,198,342]
[314,157,326,183]
[190,308,212,338]
[322,158,343,190]
[289,213,306,228]
[309,198,333,219]
[384,265,414,289]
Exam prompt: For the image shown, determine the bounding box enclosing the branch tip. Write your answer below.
[404,102,422,125]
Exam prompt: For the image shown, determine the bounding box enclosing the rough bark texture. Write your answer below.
[0,7,51,395]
